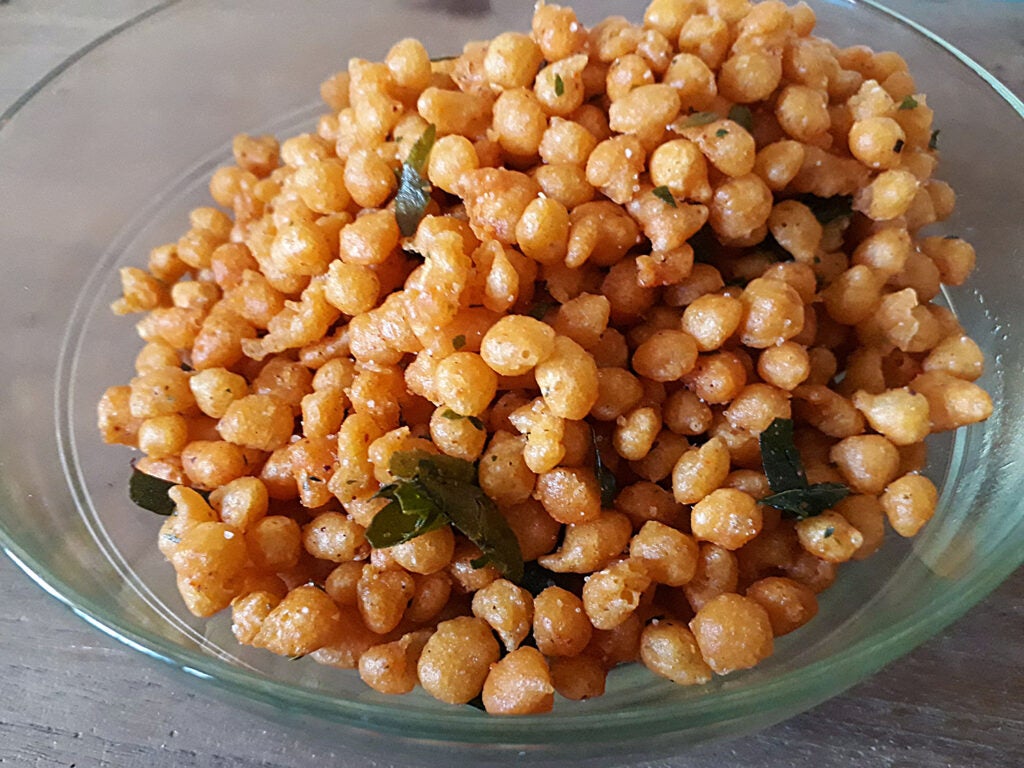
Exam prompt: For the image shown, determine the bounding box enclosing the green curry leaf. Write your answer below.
[728,104,754,132]
[129,466,210,516]
[760,484,850,520]
[758,418,850,519]
[652,185,678,208]
[680,111,719,128]
[395,124,437,237]
[364,498,447,548]
[366,451,524,583]
[419,470,523,583]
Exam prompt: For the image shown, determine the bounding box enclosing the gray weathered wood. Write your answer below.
[0,2,1021,766]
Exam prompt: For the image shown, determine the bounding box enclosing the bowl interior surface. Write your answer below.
[0,0,1022,758]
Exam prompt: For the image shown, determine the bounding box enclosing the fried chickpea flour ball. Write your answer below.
[100,0,991,715]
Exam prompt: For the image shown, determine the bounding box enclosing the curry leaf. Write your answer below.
[378,482,437,524]
[365,498,446,548]
[419,471,523,583]
[758,418,850,519]
[441,409,484,431]
[652,185,678,208]
[759,418,807,492]
[391,450,477,486]
[794,194,854,225]
[554,73,565,97]
[728,104,754,132]
[592,428,618,508]
[680,111,719,128]
[387,450,432,482]
[367,451,524,582]
[760,483,850,520]
[129,467,209,516]
[527,299,559,321]
[395,124,437,237]
[899,95,919,110]
[519,561,587,597]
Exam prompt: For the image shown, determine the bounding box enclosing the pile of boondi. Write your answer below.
[98,0,993,715]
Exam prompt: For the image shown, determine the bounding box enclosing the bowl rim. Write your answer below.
[1,0,1022,746]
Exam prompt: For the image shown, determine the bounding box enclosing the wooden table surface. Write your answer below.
[1,2,1021,766]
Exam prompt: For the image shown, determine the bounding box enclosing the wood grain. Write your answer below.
[0,553,1019,767]
[0,1,1021,766]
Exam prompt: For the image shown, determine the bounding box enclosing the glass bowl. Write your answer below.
[0,0,1021,762]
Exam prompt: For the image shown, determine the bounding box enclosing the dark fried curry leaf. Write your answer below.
[527,299,559,321]
[758,418,850,519]
[592,428,618,508]
[759,418,807,492]
[419,471,523,583]
[366,451,524,582]
[519,561,587,597]
[129,467,209,516]
[760,484,850,520]
[795,194,854,225]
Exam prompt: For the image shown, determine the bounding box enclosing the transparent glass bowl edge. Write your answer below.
[0,0,1019,753]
